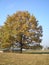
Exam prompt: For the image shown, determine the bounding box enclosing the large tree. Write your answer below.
[1,11,43,53]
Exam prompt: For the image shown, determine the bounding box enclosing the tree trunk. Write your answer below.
[20,42,22,53]
[20,34,23,53]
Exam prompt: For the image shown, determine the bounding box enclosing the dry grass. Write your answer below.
[0,53,49,65]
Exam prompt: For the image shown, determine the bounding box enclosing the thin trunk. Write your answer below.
[20,42,22,53]
[20,34,23,53]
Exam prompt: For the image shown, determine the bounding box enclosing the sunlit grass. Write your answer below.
[0,53,49,65]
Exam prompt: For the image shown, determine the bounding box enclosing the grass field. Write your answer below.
[0,53,49,65]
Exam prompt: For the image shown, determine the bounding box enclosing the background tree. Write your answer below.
[1,11,43,53]
[29,44,43,50]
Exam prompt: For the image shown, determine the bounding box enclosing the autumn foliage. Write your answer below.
[0,11,43,52]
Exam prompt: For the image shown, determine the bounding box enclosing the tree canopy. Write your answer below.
[0,11,43,52]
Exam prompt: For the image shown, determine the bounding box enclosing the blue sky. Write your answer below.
[0,0,49,47]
